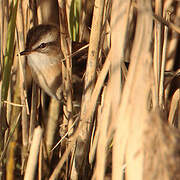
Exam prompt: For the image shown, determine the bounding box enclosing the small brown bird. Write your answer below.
[20,24,64,101]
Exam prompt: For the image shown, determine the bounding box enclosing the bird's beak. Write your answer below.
[20,49,31,56]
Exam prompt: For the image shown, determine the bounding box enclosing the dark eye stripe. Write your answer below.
[39,43,46,48]
[35,41,58,51]
[46,41,58,46]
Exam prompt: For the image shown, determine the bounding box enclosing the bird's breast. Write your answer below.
[27,52,62,100]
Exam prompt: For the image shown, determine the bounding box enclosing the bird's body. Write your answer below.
[20,24,64,101]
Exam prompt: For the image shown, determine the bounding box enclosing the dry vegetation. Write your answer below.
[0,0,180,179]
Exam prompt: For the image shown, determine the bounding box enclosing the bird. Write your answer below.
[20,24,64,101]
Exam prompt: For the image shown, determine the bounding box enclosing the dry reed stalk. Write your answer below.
[112,0,153,179]
[110,0,131,178]
[24,6,39,164]
[1,112,21,162]
[159,11,171,107]
[65,0,72,31]
[79,0,87,42]
[58,1,73,179]
[72,0,105,178]
[26,0,39,146]
[45,96,61,160]
[79,0,93,42]
[80,0,105,129]
[37,6,43,24]
[0,1,3,67]
[38,0,59,25]
[16,0,30,151]
[6,142,16,180]
[0,0,4,67]
[89,101,101,165]
[29,82,39,143]
[22,0,30,35]
[5,113,21,180]
[24,126,43,180]
[6,75,23,178]
[45,99,61,153]
[2,3,12,145]
[110,0,131,128]
[86,51,112,167]
[153,0,163,106]
[58,0,73,138]
[95,82,111,180]
[165,0,180,71]
[82,51,111,129]
[0,0,8,64]
[17,44,29,146]
[168,89,180,125]
[17,47,29,176]
[38,142,43,180]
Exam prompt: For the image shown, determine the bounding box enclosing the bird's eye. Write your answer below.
[39,43,46,49]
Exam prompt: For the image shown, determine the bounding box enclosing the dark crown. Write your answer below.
[25,24,60,50]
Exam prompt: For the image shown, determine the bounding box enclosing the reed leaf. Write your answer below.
[1,0,19,101]
[69,0,81,41]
